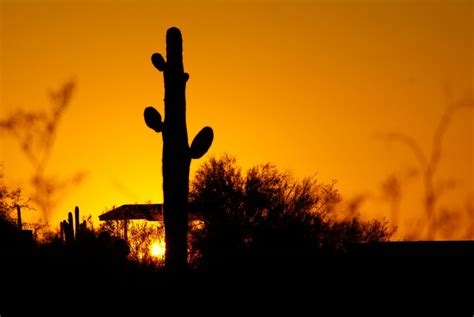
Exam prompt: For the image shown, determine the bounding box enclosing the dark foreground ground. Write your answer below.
[1,241,474,315]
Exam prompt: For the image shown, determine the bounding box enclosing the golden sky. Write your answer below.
[1,0,472,239]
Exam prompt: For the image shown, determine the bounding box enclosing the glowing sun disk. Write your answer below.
[150,240,166,259]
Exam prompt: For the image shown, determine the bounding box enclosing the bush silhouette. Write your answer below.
[189,154,394,268]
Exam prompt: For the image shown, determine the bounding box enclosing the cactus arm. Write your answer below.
[151,53,166,72]
[190,127,214,159]
[144,107,163,133]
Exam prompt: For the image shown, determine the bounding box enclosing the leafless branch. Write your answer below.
[0,81,84,220]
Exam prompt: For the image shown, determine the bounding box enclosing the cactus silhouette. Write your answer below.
[74,206,80,239]
[61,212,74,244]
[60,206,86,244]
[144,27,214,271]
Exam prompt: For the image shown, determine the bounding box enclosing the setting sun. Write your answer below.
[150,239,166,260]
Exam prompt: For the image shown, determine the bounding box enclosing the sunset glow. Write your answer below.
[0,0,472,240]
[150,239,166,260]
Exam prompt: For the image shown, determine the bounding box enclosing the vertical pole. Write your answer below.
[124,219,128,242]
[16,205,22,230]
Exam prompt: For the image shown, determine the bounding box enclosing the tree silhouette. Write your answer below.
[0,165,31,221]
[143,27,214,271]
[189,155,394,267]
[383,95,473,240]
[0,168,33,248]
[0,81,85,221]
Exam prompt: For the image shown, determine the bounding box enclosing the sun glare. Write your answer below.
[150,240,166,259]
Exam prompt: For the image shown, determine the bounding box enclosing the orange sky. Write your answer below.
[1,0,472,239]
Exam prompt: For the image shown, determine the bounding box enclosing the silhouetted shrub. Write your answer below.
[189,155,394,267]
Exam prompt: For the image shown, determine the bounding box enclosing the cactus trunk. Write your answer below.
[162,28,190,271]
[144,27,214,271]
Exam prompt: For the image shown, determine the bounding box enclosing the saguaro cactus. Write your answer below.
[60,206,83,243]
[144,27,213,271]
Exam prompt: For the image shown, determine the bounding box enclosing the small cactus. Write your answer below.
[60,206,84,244]
[144,27,214,271]
[74,206,80,240]
[63,215,74,244]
